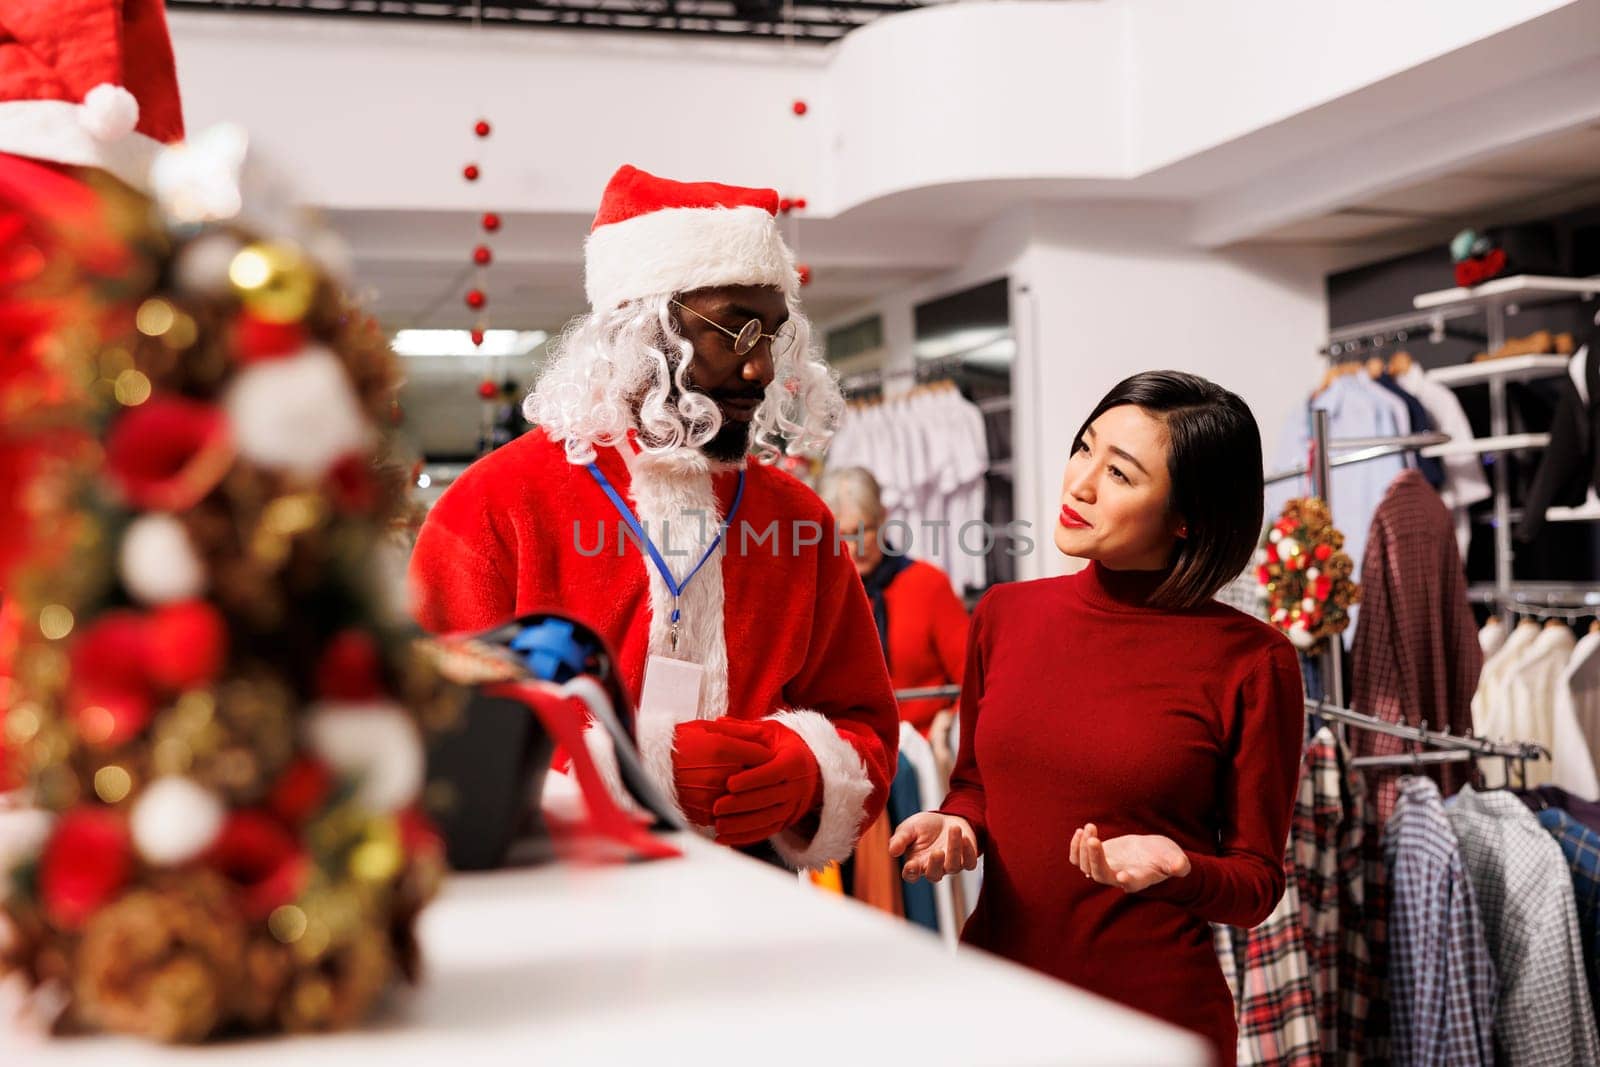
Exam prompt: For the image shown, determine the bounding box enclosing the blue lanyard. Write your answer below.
[586,462,746,651]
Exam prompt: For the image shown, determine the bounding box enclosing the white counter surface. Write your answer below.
[2,833,1209,1066]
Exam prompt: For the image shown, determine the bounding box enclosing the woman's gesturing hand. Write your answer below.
[888,812,980,884]
[1069,823,1191,893]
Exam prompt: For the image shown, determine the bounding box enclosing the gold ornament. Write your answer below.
[228,242,316,324]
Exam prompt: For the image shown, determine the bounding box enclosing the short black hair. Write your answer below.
[1073,371,1263,610]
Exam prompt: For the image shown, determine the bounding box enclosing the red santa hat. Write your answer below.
[584,164,799,311]
[0,0,186,191]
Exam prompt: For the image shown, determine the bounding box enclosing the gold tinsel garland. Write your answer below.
[1253,497,1361,652]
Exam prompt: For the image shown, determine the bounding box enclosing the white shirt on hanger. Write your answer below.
[1558,629,1600,802]
[1505,624,1578,790]
[1479,618,1509,659]
[1474,619,1541,786]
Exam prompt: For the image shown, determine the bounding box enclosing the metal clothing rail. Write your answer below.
[1306,699,1547,762]
[1264,431,1452,485]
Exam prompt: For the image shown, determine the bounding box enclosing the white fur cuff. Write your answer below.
[765,710,875,871]
[585,205,798,309]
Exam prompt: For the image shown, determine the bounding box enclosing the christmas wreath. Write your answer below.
[1254,498,1360,652]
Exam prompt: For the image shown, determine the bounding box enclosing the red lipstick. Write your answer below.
[1059,504,1090,529]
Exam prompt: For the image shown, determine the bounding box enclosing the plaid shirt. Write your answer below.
[1236,847,1321,1066]
[1537,807,1600,1028]
[1386,776,1496,1067]
[1291,727,1388,1066]
[1446,786,1599,1065]
[1349,472,1483,823]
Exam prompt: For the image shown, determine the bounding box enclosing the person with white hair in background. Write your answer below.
[409,165,898,870]
[820,467,969,735]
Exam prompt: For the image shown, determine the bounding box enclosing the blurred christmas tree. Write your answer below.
[0,137,458,1043]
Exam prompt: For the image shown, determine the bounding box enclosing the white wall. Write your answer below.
[171,14,827,214]
[826,204,1327,582]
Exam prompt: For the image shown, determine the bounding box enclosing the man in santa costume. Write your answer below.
[409,165,898,869]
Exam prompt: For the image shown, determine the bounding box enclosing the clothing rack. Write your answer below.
[839,354,968,396]
[1469,582,1600,622]
[1307,698,1547,772]
[1263,431,1452,485]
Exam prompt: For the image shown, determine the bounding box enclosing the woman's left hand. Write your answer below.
[1069,824,1191,893]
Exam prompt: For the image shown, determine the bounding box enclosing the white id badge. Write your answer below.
[639,655,705,725]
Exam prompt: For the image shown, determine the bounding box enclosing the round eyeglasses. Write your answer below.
[673,300,797,358]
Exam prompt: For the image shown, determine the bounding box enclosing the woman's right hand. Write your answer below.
[888,812,980,883]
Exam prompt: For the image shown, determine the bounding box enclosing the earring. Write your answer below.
[1177,524,1188,538]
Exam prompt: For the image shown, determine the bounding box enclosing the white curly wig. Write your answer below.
[525,291,844,467]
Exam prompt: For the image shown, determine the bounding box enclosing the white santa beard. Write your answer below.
[620,444,733,822]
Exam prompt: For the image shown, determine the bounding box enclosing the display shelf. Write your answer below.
[1548,498,1600,523]
[1419,433,1549,459]
[0,825,1208,1066]
[1413,273,1600,312]
[1426,354,1570,388]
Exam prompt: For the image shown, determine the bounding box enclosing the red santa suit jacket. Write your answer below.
[408,427,898,869]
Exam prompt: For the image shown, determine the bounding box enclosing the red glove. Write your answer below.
[671,719,773,829]
[708,719,822,847]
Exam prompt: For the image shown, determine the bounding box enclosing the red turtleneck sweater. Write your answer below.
[939,563,1304,1065]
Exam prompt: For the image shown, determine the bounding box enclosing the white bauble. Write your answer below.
[131,777,225,866]
[119,513,205,605]
[225,347,371,478]
[304,702,423,812]
[173,232,246,298]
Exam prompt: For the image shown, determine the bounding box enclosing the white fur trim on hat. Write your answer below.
[585,205,798,309]
[0,100,164,190]
[764,709,874,871]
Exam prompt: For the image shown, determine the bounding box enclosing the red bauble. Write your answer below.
[40,808,132,930]
[232,313,307,363]
[144,600,228,691]
[68,611,155,746]
[474,119,492,138]
[1313,574,1333,600]
[477,379,498,400]
[1255,565,1271,584]
[463,164,480,182]
[1313,543,1333,562]
[105,396,234,511]
[481,212,501,233]
[205,810,309,920]
[399,808,445,860]
[316,628,386,702]
[328,452,379,513]
[1482,247,1507,281]
[792,100,808,116]
[473,245,493,266]
[797,263,813,287]
[267,756,333,828]
[470,328,486,347]
[465,289,486,310]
